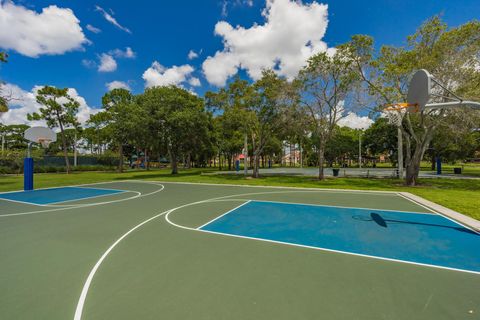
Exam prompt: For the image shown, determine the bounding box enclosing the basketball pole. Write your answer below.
[397,127,403,179]
[24,142,34,191]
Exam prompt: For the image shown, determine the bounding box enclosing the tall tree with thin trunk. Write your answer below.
[298,46,359,180]
[90,88,136,172]
[250,69,293,178]
[28,86,79,173]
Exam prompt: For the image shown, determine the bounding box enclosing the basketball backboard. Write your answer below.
[407,69,431,109]
[24,127,57,147]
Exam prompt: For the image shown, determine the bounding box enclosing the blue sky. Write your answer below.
[0,0,479,126]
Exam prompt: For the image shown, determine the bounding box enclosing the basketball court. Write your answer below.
[1,180,479,319]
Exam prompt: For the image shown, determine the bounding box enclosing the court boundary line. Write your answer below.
[398,192,480,233]
[0,179,163,195]
[153,180,399,195]
[73,188,477,320]
[209,198,436,215]
[0,181,165,218]
[48,189,130,206]
[196,200,251,230]
[0,188,131,207]
[165,198,480,276]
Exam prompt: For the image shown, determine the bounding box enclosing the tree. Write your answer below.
[298,46,359,179]
[0,124,29,150]
[205,77,257,172]
[250,70,292,177]
[137,86,207,174]
[0,51,8,113]
[363,117,398,163]
[348,17,480,185]
[89,89,136,172]
[28,86,79,173]
[325,126,359,167]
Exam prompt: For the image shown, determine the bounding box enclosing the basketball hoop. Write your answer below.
[22,127,57,191]
[383,103,418,127]
[38,138,53,148]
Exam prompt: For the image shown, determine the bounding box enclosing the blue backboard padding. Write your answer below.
[0,187,124,205]
[201,201,480,273]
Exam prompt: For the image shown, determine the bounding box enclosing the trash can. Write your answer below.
[332,168,340,177]
[453,167,462,174]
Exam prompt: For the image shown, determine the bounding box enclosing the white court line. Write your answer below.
[0,182,164,218]
[0,189,132,208]
[0,180,132,195]
[398,193,480,235]
[154,180,399,195]
[194,226,480,276]
[73,188,478,320]
[196,200,251,230]
[210,198,436,215]
[165,199,480,276]
[47,189,130,206]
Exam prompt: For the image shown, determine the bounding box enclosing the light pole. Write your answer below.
[358,130,362,169]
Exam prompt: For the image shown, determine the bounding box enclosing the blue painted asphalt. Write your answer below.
[0,187,125,205]
[201,201,480,273]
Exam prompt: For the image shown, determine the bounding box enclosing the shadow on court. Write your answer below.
[353,212,478,235]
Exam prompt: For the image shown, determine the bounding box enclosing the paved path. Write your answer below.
[214,167,480,179]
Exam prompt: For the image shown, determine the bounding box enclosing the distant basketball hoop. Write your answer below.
[23,127,57,191]
[383,69,480,180]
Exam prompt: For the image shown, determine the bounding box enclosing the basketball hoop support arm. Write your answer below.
[425,101,480,110]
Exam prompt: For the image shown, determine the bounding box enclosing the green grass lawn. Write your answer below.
[1,168,479,220]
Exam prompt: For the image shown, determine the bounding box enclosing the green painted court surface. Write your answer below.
[1,181,479,319]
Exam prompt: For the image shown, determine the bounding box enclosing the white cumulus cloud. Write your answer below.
[110,47,136,59]
[338,112,373,130]
[106,81,131,91]
[95,5,131,34]
[142,61,196,88]
[188,50,199,60]
[203,0,332,86]
[0,1,88,57]
[86,24,101,33]
[0,83,98,126]
[98,53,117,72]
[188,77,201,87]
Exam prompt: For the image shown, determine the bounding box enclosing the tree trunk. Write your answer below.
[227,154,232,171]
[405,135,432,186]
[186,153,191,169]
[117,144,124,173]
[169,149,178,174]
[318,142,326,180]
[253,152,260,178]
[58,124,70,174]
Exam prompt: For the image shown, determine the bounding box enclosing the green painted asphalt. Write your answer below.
[0,181,478,320]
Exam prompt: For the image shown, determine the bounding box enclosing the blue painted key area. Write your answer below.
[0,187,125,205]
[201,201,480,273]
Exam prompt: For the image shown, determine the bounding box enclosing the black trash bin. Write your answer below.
[332,168,340,177]
[453,167,462,174]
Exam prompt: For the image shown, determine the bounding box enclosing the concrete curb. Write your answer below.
[399,192,480,233]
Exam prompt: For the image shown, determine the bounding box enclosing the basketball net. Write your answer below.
[38,138,52,148]
[384,103,418,127]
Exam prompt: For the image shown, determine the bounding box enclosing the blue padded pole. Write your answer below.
[24,157,34,191]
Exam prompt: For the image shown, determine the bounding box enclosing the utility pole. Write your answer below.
[358,130,362,169]
[1,134,4,155]
[74,131,77,167]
